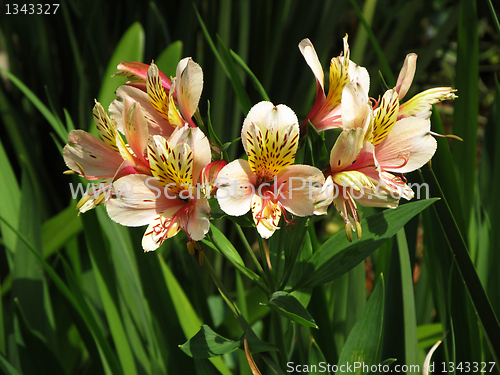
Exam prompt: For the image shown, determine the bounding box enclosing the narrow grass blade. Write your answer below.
[396,229,419,368]
[0,353,21,375]
[216,35,252,115]
[452,0,479,228]
[421,166,500,364]
[0,139,20,254]
[82,212,138,375]
[337,276,385,373]
[347,0,394,86]
[0,214,123,375]
[230,50,270,102]
[13,299,66,375]
[0,68,67,143]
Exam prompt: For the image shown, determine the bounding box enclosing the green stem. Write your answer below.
[235,224,264,276]
[274,227,285,285]
[203,256,253,333]
[257,233,275,291]
[279,219,309,290]
[271,310,287,369]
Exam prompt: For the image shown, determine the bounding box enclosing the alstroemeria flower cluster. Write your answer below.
[64,58,213,251]
[64,35,457,251]
[303,37,457,240]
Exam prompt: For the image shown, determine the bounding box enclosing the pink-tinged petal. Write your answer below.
[395,53,417,101]
[122,99,149,166]
[64,130,123,179]
[186,197,210,241]
[299,38,325,97]
[216,159,256,216]
[372,89,399,146]
[344,141,377,172]
[176,57,203,121]
[141,213,182,252]
[251,194,281,239]
[275,164,325,216]
[379,172,414,200]
[114,61,171,90]
[169,126,211,185]
[111,85,175,138]
[375,117,437,173]
[399,87,457,119]
[329,128,365,171]
[348,59,370,97]
[341,82,371,132]
[201,160,228,198]
[113,159,139,181]
[106,174,184,227]
[313,175,334,215]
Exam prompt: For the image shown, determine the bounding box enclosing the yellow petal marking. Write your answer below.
[167,88,185,127]
[93,101,125,153]
[324,35,351,112]
[246,123,299,182]
[372,90,399,146]
[147,137,193,196]
[147,63,170,121]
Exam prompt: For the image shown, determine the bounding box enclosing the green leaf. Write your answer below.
[0,352,21,375]
[41,205,82,258]
[417,323,444,350]
[91,22,145,135]
[337,276,385,373]
[264,291,317,328]
[13,299,66,375]
[180,325,241,358]
[295,199,438,288]
[206,226,265,289]
[155,41,183,79]
[304,122,329,169]
[157,255,232,375]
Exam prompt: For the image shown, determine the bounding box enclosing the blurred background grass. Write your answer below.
[0,0,499,374]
